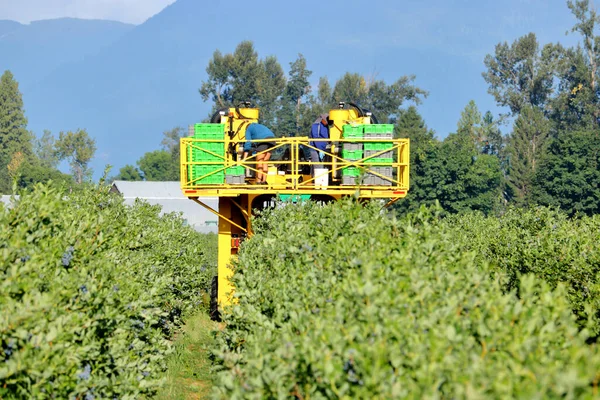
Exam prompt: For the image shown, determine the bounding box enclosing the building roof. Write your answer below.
[110,181,218,234]
[110,180,189,199]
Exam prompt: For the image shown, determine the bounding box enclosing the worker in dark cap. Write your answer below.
[309,114,330,175]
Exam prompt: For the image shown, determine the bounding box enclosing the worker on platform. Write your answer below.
[243,123,276,184]
[309,114,330,174]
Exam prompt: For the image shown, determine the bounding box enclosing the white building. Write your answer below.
[110,181,218,233]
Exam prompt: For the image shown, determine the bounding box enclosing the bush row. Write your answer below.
[212,200,600,399]
[0,183,216,399]
[446,207,600,334]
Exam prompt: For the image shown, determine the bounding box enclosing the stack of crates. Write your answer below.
[341,124,364,185]
[225,165,245,184]
[363,124,394,186]
[189,123,225,184]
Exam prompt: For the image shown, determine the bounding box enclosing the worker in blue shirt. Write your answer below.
[309,114,329,174]
[243,123,276,184]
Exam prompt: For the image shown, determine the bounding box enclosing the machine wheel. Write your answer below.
[209,275,221,321]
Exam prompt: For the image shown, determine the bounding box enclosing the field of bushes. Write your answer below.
[212,199,600,399]
[0,183,216,399]
[4,184,600,399]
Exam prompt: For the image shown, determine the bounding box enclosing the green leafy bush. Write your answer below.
[447,207,600,334]
[212,200,600,399]
[0,183,216,399]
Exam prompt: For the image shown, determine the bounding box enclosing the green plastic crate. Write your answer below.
[191,165,224,184]
[342,149,363,160]
[342,166,360,177]
[226,166,245,175]
[194,123,225,139]
[363,124,394,134]
[191,142,225,162]
[364,142,394,151]
[343,124,364,138]
[364,158,393,164]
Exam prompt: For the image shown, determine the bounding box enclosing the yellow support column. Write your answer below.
[217,197,235,306]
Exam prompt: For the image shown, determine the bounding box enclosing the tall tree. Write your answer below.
[393,107,438,213]
[549,1,600,130]
[531,128,600,216]
[257,56,286,128]
[55,129,96,184]
[316,77,333,110]
[277,54,312,137]
[137,150,175,181]
[0,70,32,192]
[199,41,262,109]
[34,130,60,169]
[457,100,484,150]
[567,0,600,92]
[332,73,427,123]
[115,164,143,181]
[505,106,550,205]
[481,111,504,157]
[199,41,286,126]
[483,33,559,116]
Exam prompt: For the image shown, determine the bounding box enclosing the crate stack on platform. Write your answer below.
[341,125,363,185]
[363,124,394,186]
[189,123,225,185]
[225,166,245,184]
[341,124,395,186]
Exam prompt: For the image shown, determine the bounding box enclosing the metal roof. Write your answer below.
[111,181,218,233]
[110,180,190,199]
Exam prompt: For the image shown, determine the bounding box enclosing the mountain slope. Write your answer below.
[0,18,134,86]
[0,20,22,37]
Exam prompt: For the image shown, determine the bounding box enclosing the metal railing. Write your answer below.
[180,136,410,191]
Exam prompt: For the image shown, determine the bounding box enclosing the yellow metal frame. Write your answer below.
[180,136,410,197]
[182,106,411,312]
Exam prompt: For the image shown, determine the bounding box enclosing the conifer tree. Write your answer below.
[506,106,550,205]
[0,70,32,192]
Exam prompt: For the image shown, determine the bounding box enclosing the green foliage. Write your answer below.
[115,164,144,181]
[212,201,600,398]
[34,130,60,169]
[531,129,600,216]
[395,106,502,216]
[54,129,97,184]
[332,73,428,123]
[276,55,312,137]
[447,207,600,334]
[506,106,550,206]
[0,70,32,193]
[17,160,73,190]
[137,150,177,181]
[199,41,286,128]
[482,33,559,116]
[257,56,286,128]
[0,183,216,398]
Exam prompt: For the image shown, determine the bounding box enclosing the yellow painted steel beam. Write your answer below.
[189,197,247,233]
[217,197,236,307]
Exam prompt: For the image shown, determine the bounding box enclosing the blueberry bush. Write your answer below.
[212,200,600,399]
[446,208,600,334]
[0,183,216,399]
